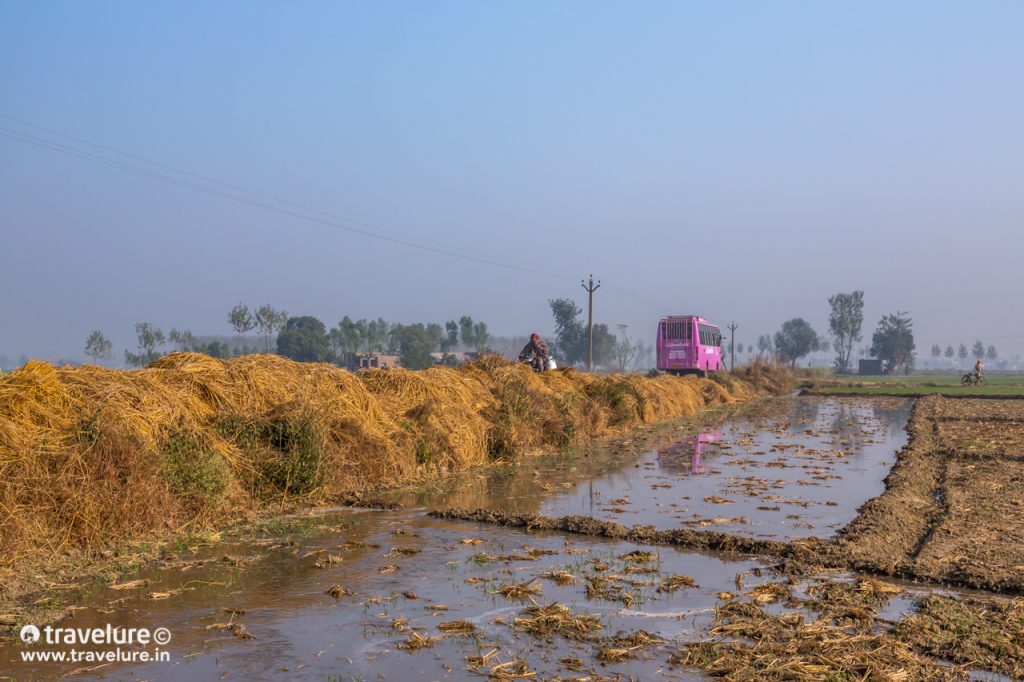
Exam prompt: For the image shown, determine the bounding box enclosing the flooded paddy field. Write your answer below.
[3,396,1023,680]
[535,397,912,538]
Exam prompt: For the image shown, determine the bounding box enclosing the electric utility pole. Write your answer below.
[581,275,600,372]
[728,321,739,371]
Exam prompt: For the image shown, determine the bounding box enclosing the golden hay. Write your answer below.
[0,353,765,569]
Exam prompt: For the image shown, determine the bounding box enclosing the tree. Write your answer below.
[549,298,586,366]
[441,321,459,352]
[827,291,864,373]
[613,324,638,372]
[736,342,744,355]
[125,322,165,367]
[386,324,401,354]
[756,334,773,358]
[471,321,490,352]
[366,318,389,353]
[330,316,367,362]
[972,340,985,360]
[276,316,331,362]
[590,323,617,368]
[84,331,113,362]
[456,315,491,353]
[255,305,289,353]
[870,312,916,374]
[190,340,231,358]
[944,345,955,359]
[633,339,654,370]
[228,303,256,335]
[931,344,942,362]
[774,319,819,368]
[169,328,196,348]
[425,322,444,351]
[987,345,998,361]
[391,324,435,370]
[958,343,968,361]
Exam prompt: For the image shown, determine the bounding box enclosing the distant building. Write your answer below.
[358,353,401,370]
[429,351,479,366]
[858,358,883,375]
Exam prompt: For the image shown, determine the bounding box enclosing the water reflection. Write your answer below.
[0,396,919,681]
[657,430,721,474]
[539,397,914,539]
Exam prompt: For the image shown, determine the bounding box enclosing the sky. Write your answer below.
[1,1,1022,363]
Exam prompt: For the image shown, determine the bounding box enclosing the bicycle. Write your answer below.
[961,372,986,387]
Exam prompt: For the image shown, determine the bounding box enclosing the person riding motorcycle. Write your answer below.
[518,333,549,372]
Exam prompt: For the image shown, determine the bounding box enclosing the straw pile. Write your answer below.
[0,353,765,570]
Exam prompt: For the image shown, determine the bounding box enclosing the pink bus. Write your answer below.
[656,315,723,376]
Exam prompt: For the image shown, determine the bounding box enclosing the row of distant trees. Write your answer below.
[81,290,1010,375]
[83,304,292,367]
[749,292,917,373]
[268,313,492,370]
[80,298,656,372]
[929,342,998,364]
[745,292,1001,373]
[82,305,492,370]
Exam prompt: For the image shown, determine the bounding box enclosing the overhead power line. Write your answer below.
[601,281,671,312]
[2,114,690,315]
[0,120,563,277]
[0,114,559,271]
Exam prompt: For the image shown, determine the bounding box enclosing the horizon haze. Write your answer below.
[2,2,1023,365]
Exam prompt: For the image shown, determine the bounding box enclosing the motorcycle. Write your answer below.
[519,352,557,372]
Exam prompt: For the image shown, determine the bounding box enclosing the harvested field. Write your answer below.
[894,594,1024,678]
[803,373,1024,398]
[433,396,1024,595]
[931,397,1024,419]
[935,420,1024,456]
[836,395,1024,592]
[911,457,1024,587]
[0,353,782,587]
[4,392,1023,680]
[671,600,965,680]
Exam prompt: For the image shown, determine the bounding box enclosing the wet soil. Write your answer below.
[837,396,1024,593]
[3,396,1022,680]
[1,509,768,680]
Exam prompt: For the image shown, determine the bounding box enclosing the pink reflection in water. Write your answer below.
[657,429,721,474]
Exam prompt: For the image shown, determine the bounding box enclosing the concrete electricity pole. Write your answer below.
[728,321,739,371]
[581,275,600,372]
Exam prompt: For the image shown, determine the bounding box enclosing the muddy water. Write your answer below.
[401,396,913,539]
[3,511,765,680]
[537,397,913,538]
[0,397,916,681]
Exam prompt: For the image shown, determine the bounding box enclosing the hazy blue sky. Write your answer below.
[2,1,1022,362]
